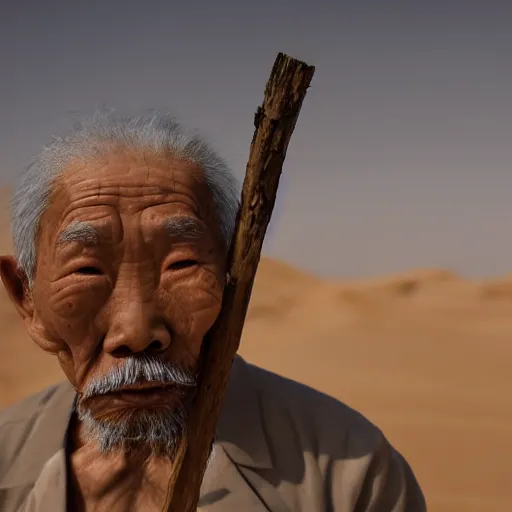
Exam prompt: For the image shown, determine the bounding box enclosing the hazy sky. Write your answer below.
[1,1,511,278]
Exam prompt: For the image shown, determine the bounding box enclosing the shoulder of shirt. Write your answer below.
[0,382,74,488]
[0,383,71,475]
[243,361,385,454]
[0,384,66,428]
[238,363,426,510]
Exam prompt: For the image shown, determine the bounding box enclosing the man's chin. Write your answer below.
[76,400,187,457]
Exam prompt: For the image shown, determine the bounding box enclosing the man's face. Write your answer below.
[1,149,226,454]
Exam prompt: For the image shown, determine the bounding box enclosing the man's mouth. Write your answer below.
[91,382,186,407]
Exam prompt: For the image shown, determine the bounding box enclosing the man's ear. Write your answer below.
[0,255,34,320]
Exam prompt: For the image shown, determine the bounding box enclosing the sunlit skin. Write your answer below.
[0,149,227,511]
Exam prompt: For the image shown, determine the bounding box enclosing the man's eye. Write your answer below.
[76,266,103,275]
[167,260,198,271]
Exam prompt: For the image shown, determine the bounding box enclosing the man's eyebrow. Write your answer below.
[163,217,205,240]
[57,221,100,245]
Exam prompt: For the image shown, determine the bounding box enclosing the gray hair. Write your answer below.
[12,110,240,285]
[82,354,197,400]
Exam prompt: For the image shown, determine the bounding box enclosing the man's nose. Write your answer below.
[103,298,171,357]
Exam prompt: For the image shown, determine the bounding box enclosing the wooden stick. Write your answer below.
[162,52,315,512]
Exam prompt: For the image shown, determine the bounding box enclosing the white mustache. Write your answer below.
[82,354,197,399]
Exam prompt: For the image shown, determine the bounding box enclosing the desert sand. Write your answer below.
[0,187,510,511]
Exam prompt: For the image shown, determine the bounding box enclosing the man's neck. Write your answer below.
[66,413,174,512]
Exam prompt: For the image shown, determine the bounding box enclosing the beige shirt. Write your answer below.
[0,357,426,511]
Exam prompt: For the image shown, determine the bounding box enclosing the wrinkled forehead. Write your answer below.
[54,149,208,196]
[39,149,224,249]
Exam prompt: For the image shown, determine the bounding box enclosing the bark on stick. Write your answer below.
[163,52,315,512]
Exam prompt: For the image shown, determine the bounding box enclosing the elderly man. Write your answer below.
[0,111,426,511]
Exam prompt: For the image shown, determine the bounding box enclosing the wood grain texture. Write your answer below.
[163,52,315,511]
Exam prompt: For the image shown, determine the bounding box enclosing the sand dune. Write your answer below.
[1,188,511,511]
